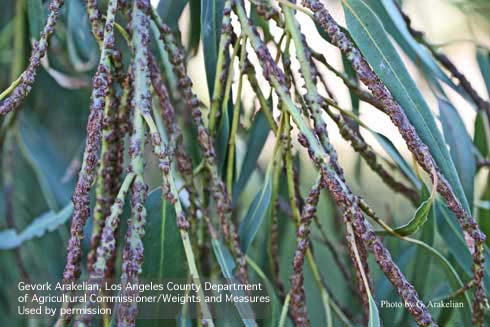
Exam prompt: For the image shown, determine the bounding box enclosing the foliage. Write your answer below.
[1,0,490,326]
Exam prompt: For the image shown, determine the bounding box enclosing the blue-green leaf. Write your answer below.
[392,183,434,236]
[0,202,73,250]
[233,111,270,202]
[141,188,187,279]
[67,0,98,72]
[477,173,490,247]
[476,49,490,95]
[342,0,469,214]
[364,0,458,91]
[439,98,476,207]
[17,115,74,210]
[436,200,490,294]
[27,0,45,40]
[187,0,201,54]
[139,189,187,327]
[211,239,257,327]
[201,0,225,98]
[474,111,489,159]
[368,294,381,327]
[157,0,189,30]
[238,173,272,252]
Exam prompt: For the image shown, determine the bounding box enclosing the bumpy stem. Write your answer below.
[57,1,118,325]
[283,116,346,326]
[322,102,419,204]
[233,2,435,325]
[151,9,249,285]
[289,176,325,326]
[302,1,487,323]
[117,3,152,325]
[0,0,64,115]
[118,105,147,327]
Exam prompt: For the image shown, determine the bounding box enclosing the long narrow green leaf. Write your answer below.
[342,0,469,213]
[438,98,476,207]
[238,173,272,252]
[476,49,490,95]
[201,0,225,98]
[411,189,435,300]
[368,294,381,327]
[0,202,73,250]
[141,188,187,279]
[392,184,434,236]
[67,0,98,72]
[212,239,257,327]
[187,0,201,54]
[474,111,489,159]
[140,188,187,327]
[16,115,74,210]
[157,0,189,30]
[233,111,270,202]
[26,0,45,39]
[364,0,458,92]
[245,256,280,327]
[477,173,490,246]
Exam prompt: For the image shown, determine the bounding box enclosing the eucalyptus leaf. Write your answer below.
[411,187,435,298]
[439,98,476,207]
[67,0,98,72]
[474,111,489,159]
[141,188,187,279]
[342,0,469,214]
[364,0,459,92]
[233,110,270,202]
[476,49,490,95]
[26,0,45,40]
[368,294,381,327]
[238,173,272,252]
[140,188,187,327]
[201,0,225,98]
[212,239,257,327]
[392,184,434,236]
[16,115,74,210]
[0,202,73,250]
[477,173,490,246]
[436,200,490,294]
[157,0,189,30]
[187,0,201,54]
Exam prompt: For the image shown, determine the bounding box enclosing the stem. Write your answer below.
[151,9,250,285]
[303,2,486,322]
[57,0,118,325]
[234,2,435,324]
[0,0,64,115]
[117,3,150,325]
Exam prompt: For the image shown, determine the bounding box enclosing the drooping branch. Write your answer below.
[233,1,435,325]
[289,176,325,325]
[0,0,64,115]
[302,1,487,323]
[55,1,118,326]
[151,9,250,285]
[117,4,150,326]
